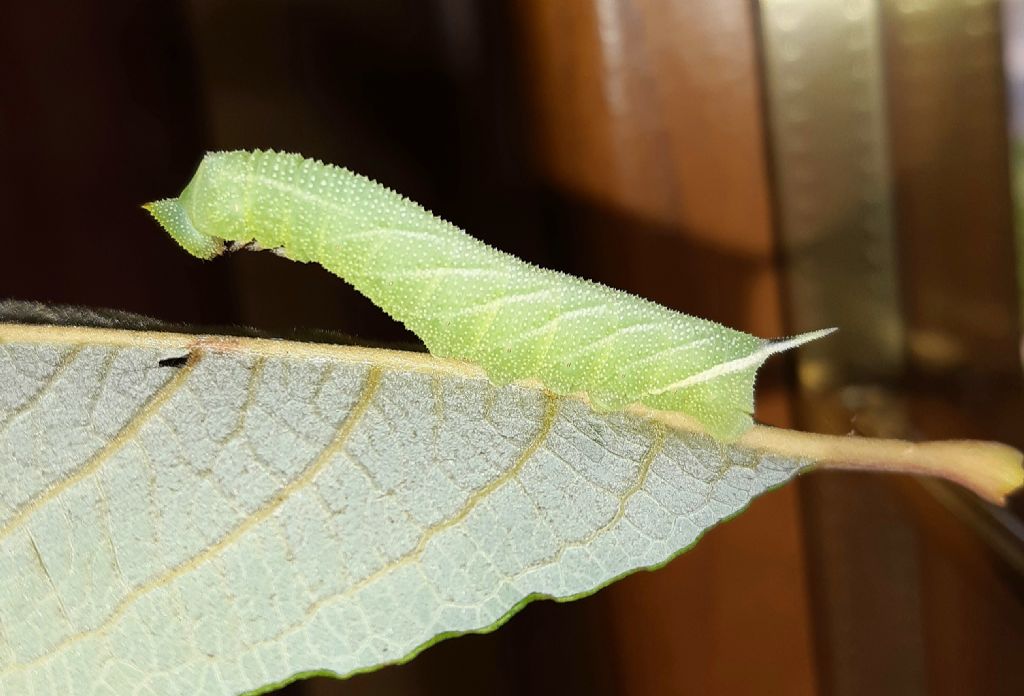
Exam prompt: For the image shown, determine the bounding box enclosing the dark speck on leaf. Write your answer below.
[158,354,190,368]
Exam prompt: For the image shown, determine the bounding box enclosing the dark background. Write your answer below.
[3,2,1024,695]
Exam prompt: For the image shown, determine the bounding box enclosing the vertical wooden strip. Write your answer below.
[1009,0,1024,331]
[883,0,1022,441]
[882,2,1024,694]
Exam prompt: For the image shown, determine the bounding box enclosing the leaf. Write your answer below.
[1,323,1020,696]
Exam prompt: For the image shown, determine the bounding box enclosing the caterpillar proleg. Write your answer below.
[146,150,833,440]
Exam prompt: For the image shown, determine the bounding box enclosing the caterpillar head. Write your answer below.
[143,152,241,260]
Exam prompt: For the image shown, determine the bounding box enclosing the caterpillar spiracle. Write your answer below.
[145,150,833,441]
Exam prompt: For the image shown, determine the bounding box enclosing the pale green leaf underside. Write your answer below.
[0,324,813,695]
[2,324,1020,696]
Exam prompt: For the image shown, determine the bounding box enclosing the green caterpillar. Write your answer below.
[146,150,832,440]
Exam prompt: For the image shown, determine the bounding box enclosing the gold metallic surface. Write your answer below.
[760,0,905,396]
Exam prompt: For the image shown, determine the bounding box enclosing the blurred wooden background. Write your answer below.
[2,1,1023,694]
